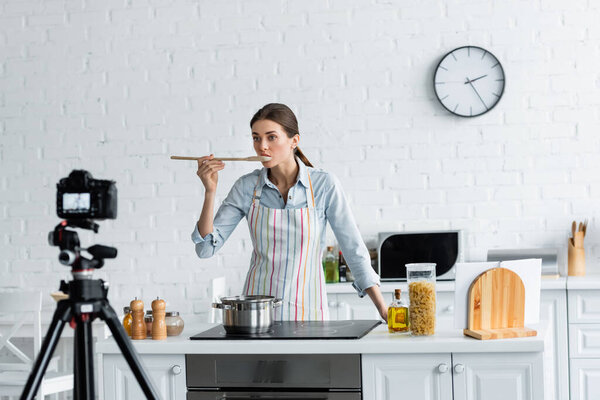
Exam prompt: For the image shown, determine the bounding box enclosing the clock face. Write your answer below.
[434,46,505,117]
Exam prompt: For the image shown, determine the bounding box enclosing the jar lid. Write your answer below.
[123,306,131,313]
[166,311,179,316]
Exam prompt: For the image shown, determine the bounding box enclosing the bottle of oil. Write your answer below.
[122,306,132,336]
[323,246,339,283]
[387,289,409,333]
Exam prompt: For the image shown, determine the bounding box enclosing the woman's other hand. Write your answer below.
[196,155,225,193]
[378,305,389,323]
[365,286,389,323]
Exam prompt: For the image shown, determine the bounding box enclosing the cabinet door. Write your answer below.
[327,294,339,320]
[452,352,544,400]
[570,358,600,400]
[337,293,381,320]
[362,353,453,400]
[103,354,186,400]
[540,289,569,400]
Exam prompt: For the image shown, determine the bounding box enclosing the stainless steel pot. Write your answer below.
[212,295,282,334]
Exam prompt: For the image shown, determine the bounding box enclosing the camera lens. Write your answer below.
[59,250,76,265]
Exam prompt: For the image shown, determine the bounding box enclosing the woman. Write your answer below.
[192,103,388,321]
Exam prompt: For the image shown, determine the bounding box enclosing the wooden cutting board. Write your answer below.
[463,267,537,340]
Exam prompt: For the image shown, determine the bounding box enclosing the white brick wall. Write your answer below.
[1,0,599,316]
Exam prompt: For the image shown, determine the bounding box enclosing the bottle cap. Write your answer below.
[394,289,401,299]
[327,246,333,251]
[123,306,131,314]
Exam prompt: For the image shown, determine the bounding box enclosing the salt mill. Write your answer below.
[151,297,167,340]
[130,297,146,340]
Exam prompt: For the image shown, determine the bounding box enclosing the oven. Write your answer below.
[185,354,362,399]
[378,230,462,281]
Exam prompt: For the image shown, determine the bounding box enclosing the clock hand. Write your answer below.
[466,78,488,110]
[464,74,487,84]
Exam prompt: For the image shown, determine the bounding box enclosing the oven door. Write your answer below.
[187,391,360,399]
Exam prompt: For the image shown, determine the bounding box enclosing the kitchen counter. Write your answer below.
[326,276,567,293]
[95,322,544,355]
[566,274,600,289]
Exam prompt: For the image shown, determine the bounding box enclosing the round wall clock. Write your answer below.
[433,46,505,117]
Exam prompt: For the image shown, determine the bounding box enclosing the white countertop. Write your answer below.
[326,276,567,293]
[96,322,544,355]
[566,274,600,289]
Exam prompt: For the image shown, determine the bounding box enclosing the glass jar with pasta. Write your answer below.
[406,263,436,336]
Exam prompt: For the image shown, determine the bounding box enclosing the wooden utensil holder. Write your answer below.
[463,267,537,340]
[568,236,586,276]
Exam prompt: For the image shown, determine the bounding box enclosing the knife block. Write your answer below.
[568,236,586,276]
[463,267,537,340]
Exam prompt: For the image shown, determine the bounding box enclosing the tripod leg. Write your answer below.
[20,300,72,400]
[74,316,95,400]
[99,301,161,400]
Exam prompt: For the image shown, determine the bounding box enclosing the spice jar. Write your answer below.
[144,310,153,336]
[406,263,436,336]
[122,307,132,337]
[165,311,184,336]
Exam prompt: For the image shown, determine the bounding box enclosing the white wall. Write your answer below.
[1,0,599,315]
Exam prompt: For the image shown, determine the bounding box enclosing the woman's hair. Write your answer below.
[250,103,313,167]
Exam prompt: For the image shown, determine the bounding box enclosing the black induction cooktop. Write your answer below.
[190,320,382,340]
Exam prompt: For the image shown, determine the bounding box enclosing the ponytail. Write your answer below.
[295,147,313,168]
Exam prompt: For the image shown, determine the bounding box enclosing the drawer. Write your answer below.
[569,358,600,400]
[569,324,600,358]
[568,290,600,323]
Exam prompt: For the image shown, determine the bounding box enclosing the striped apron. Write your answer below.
[242,171,330,321]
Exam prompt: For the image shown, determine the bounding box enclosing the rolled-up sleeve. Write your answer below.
[191,177,248,258]
[324,174,380,297]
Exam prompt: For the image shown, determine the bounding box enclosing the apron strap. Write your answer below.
[305,171,315,209]
[252,174,263,206]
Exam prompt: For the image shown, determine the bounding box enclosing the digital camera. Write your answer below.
[56,170,117,220]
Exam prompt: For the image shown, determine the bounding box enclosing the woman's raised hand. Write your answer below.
[196,154,225,193]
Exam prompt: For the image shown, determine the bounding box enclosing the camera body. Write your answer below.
[56,170,117,220]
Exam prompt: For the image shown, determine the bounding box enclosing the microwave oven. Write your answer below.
[377,230,463,281]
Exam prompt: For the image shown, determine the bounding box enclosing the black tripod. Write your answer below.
[20,220,160,400]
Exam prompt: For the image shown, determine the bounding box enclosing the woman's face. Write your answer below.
[251,119,299,168]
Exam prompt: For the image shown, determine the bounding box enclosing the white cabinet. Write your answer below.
[568,289,600,400]
[362,353,452,400]
[453,352,544,400]
[363,352,544,400]
[569,359,600,400]
[102,354,185,400]
[540,289,569,400]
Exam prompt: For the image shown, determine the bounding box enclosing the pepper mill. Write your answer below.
[130,297,146,340]
[151,297,167,340]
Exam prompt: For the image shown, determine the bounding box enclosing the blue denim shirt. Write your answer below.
[191,158,380,297]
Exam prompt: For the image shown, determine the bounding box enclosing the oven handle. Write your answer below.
[219,397,328,399]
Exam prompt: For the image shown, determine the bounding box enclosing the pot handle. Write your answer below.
[273,298,283,308]
[212,302,232,310]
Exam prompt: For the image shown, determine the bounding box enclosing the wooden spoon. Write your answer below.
[583,219,588,237]
[572,221,576,239]
[170,155,271,162]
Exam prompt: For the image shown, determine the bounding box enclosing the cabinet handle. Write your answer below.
[454,364,465,374]
[444,305,454,313]
[171,365,182,375]
[438,363,449,373]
